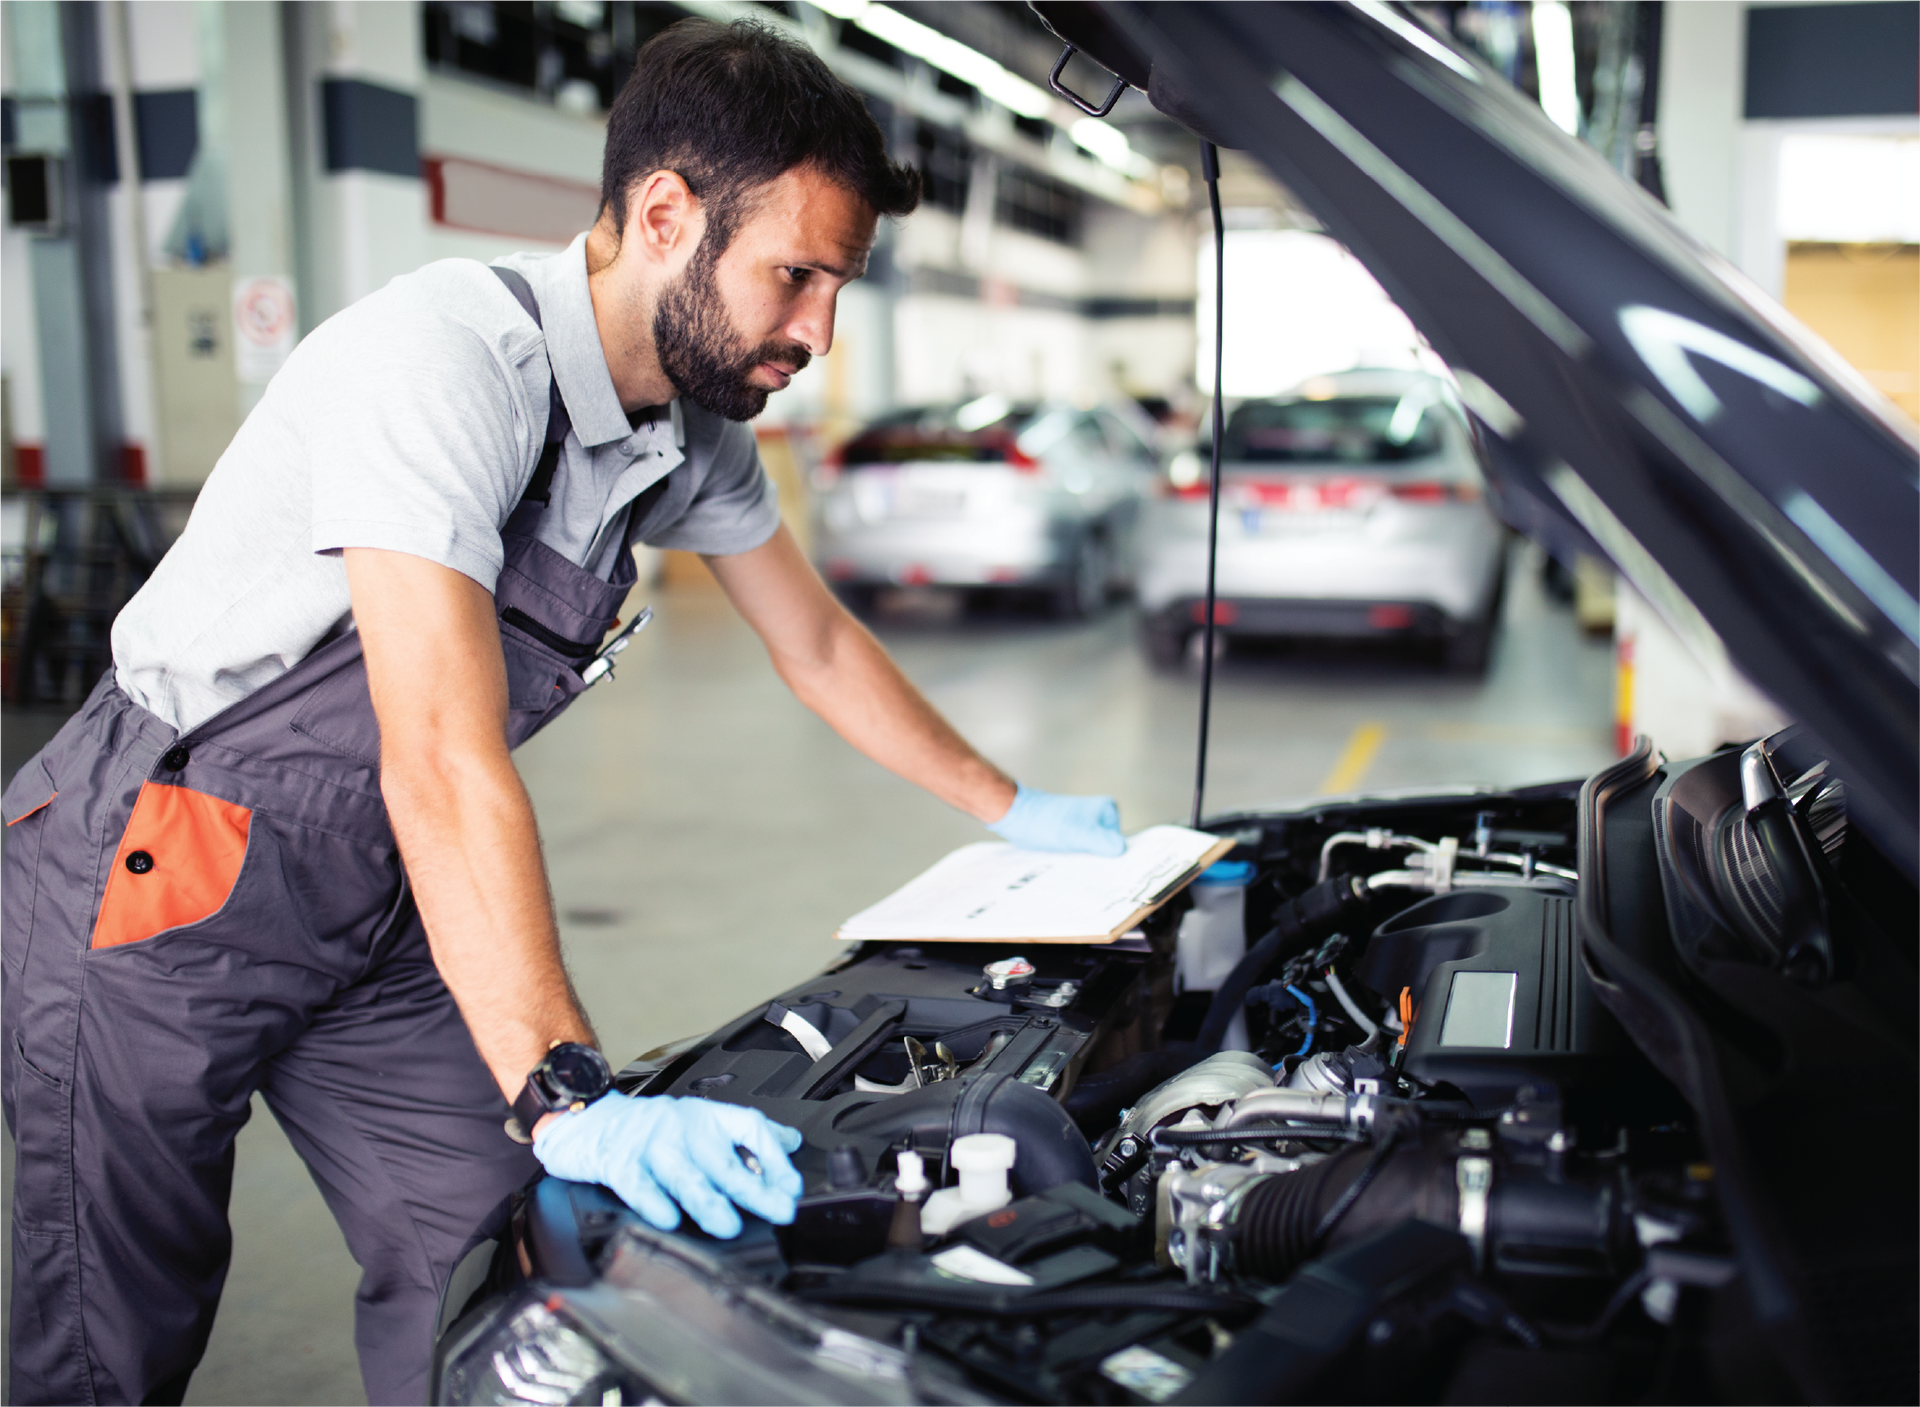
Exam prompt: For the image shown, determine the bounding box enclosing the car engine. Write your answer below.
[436,736,1914,1405]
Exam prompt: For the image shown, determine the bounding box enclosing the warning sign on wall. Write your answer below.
[232,275,298,385]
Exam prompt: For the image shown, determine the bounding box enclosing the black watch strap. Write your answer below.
[506,1042,613,1144]
[507,1081,549,1145]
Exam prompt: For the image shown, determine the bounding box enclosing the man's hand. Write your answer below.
[705,526,1019,822]
[987,785,1126,856]
[344,548,593,1102]
[533,1094,804,1238]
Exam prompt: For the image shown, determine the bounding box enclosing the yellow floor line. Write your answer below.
[1319,722,1387,795]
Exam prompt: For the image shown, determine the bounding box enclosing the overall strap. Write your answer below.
[490,265,570,507]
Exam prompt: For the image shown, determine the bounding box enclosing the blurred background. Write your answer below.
[1,2,1915,1400]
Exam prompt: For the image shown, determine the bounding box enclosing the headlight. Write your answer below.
[440,1294,655,1406]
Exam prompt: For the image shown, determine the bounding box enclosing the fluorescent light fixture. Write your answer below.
[1075,118,1128,172]
[810,0,1151,177]
[816,0,1050,119]
[1530,0,1580,135]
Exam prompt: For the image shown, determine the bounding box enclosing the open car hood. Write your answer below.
[1036,0,1920,875]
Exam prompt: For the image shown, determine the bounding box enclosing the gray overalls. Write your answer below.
[2,269,657,1404]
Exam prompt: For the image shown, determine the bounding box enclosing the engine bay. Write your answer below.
[438,735,1916,1405]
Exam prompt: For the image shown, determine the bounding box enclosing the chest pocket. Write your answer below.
[493,475,664,745]
[498,609,601,710]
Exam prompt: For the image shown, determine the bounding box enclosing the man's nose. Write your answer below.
[786,289,836,358]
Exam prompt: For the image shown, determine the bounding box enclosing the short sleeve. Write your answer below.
[302,292,537,592]
[640,411,781,555]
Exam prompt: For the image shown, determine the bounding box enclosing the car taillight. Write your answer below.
[1238,478,1384,509]
[1163,479,1212,499]
[1385,481,1478,502]
[1002,443,1041,473]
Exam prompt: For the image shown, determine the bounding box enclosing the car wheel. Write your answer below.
[1052,537,1109,620]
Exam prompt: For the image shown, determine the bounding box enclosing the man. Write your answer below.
[0,19,1124,1405]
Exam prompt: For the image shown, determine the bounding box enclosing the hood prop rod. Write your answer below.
[1192,140,1226,830]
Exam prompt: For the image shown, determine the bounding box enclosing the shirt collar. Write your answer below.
[525,234,635,449]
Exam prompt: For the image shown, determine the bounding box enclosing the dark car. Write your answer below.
[433,5,1917,1404]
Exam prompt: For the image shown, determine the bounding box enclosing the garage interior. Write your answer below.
[2,1,1915,1401]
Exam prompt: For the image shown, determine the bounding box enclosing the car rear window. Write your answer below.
[1221,392,1444,464]
[842,401,1040,466]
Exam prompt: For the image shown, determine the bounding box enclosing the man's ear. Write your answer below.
[629,170,703,265]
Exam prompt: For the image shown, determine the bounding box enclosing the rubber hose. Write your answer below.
[1064,1045,1202,1135]
[1194,876,1368,1055]
[1231,1147,1373,1281]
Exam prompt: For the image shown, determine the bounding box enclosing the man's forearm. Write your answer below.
[773,611,1016,821]
[705,527,1018,821]
[383,747,594,1101]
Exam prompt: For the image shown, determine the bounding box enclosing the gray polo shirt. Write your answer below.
[112,234,780,733]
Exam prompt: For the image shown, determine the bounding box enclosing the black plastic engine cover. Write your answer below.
[1355,889,1636,1108]
[617,942,1146,1196]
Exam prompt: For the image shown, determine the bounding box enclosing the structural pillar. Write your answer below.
[12,0,123,485]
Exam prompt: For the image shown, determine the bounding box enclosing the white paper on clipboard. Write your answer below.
[835,824,1235,944]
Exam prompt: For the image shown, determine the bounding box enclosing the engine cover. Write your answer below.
[1354,889,1639,1109]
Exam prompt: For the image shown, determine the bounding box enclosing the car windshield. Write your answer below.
[1222,392,1443,464]
[842,396,1040,465]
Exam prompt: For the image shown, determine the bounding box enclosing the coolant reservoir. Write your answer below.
[920,1133,1016,1236]
[1177,861,1255,1050]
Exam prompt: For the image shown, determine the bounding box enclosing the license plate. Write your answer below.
[898,489,967,517]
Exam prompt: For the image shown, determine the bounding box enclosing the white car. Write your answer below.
[1137,369,1508,671]
[814,396,1162,618]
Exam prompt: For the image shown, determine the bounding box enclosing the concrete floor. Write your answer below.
[3,545,1614,1404]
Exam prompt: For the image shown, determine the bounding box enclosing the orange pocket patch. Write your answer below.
[92,783,252,950]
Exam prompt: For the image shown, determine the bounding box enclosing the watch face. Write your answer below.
[546,1044,612,1101]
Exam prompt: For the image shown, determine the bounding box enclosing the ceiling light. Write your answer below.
[1070,117,1145,176]
[811,0,1155,177]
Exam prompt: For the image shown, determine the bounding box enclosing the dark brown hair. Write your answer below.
[600,18,920,251]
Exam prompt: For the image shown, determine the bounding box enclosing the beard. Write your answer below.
[653,244,811,422]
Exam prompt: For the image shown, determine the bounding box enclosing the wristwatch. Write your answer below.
[507,1041,614,1144]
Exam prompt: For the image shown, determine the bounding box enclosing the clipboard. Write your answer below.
[836,826,1238,945]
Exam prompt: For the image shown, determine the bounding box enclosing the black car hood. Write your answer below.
[1037,0,1920,876]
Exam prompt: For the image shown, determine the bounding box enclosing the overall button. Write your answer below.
[125,850,155,875]
[161,746,190,772]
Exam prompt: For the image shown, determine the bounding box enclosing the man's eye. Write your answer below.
[785,267,812,283]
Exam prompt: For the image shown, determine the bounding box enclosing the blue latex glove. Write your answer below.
[986,784,1126,857]
[533,1093,803,1238]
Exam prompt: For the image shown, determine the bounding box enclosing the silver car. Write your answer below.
[813,396,1162,618]
[1136,369,1508,671]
